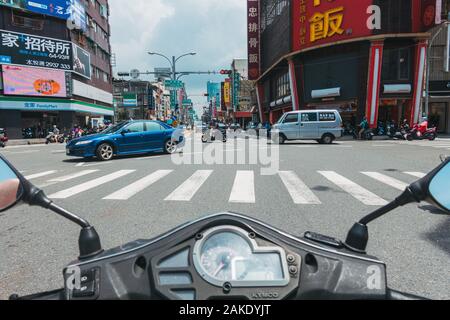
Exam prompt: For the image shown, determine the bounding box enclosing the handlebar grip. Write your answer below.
[387,289,429,300]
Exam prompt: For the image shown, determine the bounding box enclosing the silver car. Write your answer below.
[272,110,343,144]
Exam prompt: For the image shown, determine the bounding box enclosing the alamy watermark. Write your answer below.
[171,129,280,176]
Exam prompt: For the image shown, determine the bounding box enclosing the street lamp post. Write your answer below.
[148,52,196,123]
[148,52,197,81]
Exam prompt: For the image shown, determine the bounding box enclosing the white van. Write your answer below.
[272,110,343,144]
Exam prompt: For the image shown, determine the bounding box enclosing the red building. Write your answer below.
[248,0,439,127]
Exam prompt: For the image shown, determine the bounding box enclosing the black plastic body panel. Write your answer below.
[59,213,387,300]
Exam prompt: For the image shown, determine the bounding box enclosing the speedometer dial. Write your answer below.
[200,246,239,281]
[197,231,251,282]
[193,226,291,288]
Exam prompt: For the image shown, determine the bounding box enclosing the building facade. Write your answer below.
[427,0,450,134]
[113,79,155,121]
[249,0,438,128]
[0,0,113,139]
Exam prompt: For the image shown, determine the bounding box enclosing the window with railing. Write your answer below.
[11,12,44,30]
[261,0,289,32]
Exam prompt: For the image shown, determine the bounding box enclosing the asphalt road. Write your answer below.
[0,133,449,300]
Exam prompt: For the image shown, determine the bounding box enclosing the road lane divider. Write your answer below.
[278,171,321,205]
[318,171,388,206]
[165,170,213,202]
[48,170,135,199]
[104,170,173,200]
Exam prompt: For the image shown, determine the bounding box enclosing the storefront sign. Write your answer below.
[122,93,137,107]
[221,82,226,111]
[292,0,373,52]
[0,0,86,23]
[2,65,68,98]
[224,79,231,107]
[72,43,91,79]
[0,30,73,71]
[247,0,260,80]
[0,96,114,116]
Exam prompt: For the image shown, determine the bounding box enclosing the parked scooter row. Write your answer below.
[0,128,8,148]
[387,119,437,141]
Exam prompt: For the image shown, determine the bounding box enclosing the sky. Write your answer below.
[109,0,247,113]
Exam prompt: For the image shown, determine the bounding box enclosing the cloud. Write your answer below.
[109,0,247,111]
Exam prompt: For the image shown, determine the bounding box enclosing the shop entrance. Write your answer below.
[379,99,410,125]
[429,102,448,133]
[21,112,59,138]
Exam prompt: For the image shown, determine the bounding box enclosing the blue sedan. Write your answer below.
[66,120,185,161]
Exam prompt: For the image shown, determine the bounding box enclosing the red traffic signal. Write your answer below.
[219,70,232,75]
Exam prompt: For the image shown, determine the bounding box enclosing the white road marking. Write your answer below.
[3,144,46,149]
[279,171,321,204]
[229,171,255,204]
[75,162,85,167]
[318,171,388,206]
[48,170,99,182]
[48,170,135,199]
[361,172,409,191]
[165,170,213,201]
[404,172,426,179]
[3,150,41,154]
[104,170,173,200]
[25,171,57,180]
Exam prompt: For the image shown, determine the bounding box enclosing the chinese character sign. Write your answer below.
[292,0,373,52]
[247,0,260,80]
[0,30,73,71]
[224,80,231,107]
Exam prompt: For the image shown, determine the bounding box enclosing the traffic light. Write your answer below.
[220,70,232,75]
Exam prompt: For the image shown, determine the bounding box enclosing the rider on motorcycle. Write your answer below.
[358,117,369,140]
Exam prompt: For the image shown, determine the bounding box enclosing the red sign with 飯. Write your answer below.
[291,0,373,52]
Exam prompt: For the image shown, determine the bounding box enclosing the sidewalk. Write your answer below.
[6,138,47,146]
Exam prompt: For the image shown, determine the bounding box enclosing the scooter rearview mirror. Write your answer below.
[0,156,24,212]
[345,156,450,253]
[0,154,103,259]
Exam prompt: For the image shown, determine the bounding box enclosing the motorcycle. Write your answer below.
[22,127,34,139]
[0,128,8,148]
[359,128,374,140]
[0,154,449,300]
[375,121,386,136]
[387,122,410,141]
[45,132,65,144]
[343,123,358,139]
[201,126,227,143]
[409,123,437,141]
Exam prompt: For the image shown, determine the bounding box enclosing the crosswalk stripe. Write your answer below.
[404,172,426,179]
[165,170,213,201]
[229,171,255,203]
[318,171,388,206]
[25,171,57,180]
[49,170,135,199]
[361,172,408,191]
[104,170,173,200]
[48,170,99,182]
[278,171,321,204]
